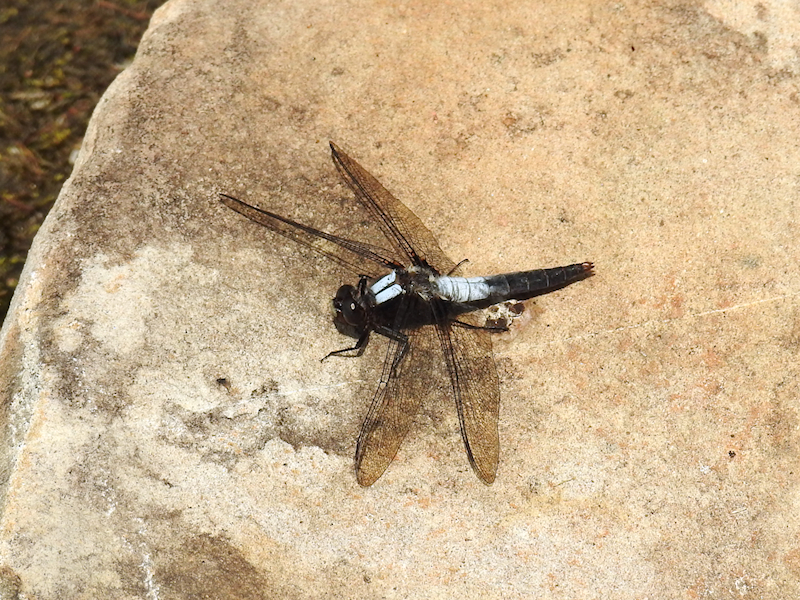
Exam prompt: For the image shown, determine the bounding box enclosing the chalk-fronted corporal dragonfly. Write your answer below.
[220,143,593,486]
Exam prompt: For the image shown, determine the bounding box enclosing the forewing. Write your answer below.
[435,309,500,484]
[330,142,457,274]
[355,320,448,486]
[219,194,399,279]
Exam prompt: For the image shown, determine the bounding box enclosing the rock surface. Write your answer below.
[2,0,800,597]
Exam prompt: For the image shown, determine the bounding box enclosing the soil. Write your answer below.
[0,0,162,324]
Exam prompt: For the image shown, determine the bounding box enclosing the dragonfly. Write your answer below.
[220,142,593,486]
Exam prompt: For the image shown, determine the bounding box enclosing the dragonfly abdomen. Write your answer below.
[486,263,593,303]
[436,262,593,304]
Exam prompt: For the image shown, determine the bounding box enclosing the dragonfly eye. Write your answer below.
[333,285,364,325]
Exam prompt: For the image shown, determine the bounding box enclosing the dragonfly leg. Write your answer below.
[451,319,509,333]
[447,258,470,276]
[321,330,371,361]
[369,325,411,377]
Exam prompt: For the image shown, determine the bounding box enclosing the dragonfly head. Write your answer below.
[333,284,368,338]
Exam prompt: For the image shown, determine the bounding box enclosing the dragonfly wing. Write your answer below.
[355,311,448,486]
[219,193,400,278]
[435,308,500,484]
[330,142,457,274]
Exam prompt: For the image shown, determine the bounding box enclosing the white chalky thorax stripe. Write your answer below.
[371,271,403,304]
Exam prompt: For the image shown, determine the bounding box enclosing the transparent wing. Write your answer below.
[355,311,449,486]
[435,309,500,484]
[330,142,457,274]
[219,193,400,279]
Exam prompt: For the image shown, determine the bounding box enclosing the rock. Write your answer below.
[2,0,800,597]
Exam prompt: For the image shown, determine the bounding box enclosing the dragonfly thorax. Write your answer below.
[368,266,442,306]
